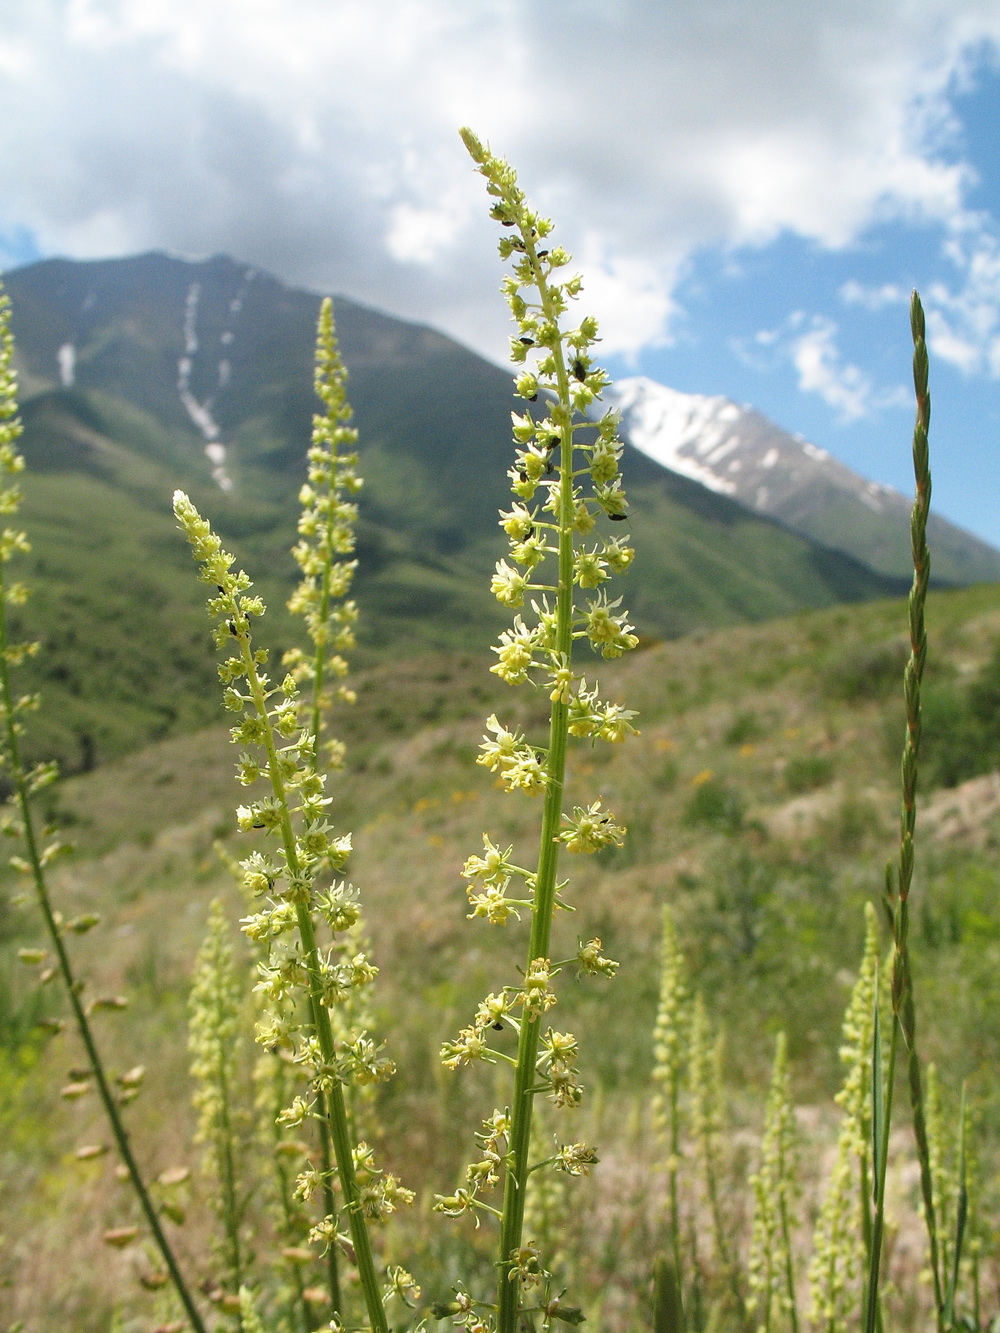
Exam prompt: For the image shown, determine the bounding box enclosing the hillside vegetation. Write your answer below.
[3,581,999,1329]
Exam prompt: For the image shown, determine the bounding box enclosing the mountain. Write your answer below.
[3,252,906,772]
[607,376,1000,585]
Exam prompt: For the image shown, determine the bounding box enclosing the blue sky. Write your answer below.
[1,2,998,545]
[611,55,1000,543]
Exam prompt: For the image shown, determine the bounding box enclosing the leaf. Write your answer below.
[550,1307,586,1326]
[653,1256,683,1333]
[944,1083,970,1328]
[871,977,884,1203]
[102,1227,139,1249]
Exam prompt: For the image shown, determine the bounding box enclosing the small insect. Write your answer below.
[572,360,587,382]
[609,512,628,522]
[228,621,238,636]
[518,336,535,347]
[537,249,549,260]
[492,1021,504,1031]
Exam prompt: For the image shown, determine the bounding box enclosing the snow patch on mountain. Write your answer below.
[57,342,75,387]
[176,281,234,492]
[606,375,908,518]
[605,378,742,496]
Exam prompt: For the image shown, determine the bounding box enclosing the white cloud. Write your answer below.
[734,312,908,421]
[840,280,909,310]
[791,318,880,422]
[924,220,1000,376]
[0,1,999,365]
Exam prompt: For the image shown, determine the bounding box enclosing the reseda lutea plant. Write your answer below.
[433,130,637,1333]
[174,299,412,1333]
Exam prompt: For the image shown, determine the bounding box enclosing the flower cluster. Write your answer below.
[808,905,880,1329]
[463,126,639,726]
[462,834,533,925]
[747,1032,799,1330]
[0,287,41,746]
[284,297,362,770]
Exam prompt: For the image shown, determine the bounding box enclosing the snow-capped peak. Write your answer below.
[604,377,747,496]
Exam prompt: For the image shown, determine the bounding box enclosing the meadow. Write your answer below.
[1,138,998,1333]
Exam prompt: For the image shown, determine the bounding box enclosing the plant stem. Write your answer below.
[865,1016,897,1333]
[0,586,208,1333]
[213,987,245,1308]
[893,291,943,1330]
[778,1175,798,1333]
[669,1074,684,1328]
[315,1104,343,1314]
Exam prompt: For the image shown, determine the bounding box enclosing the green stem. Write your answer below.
[669,1073,685,1330]
[316,1096,344,1314]
[892,292,943,1331]
[0,588,208,1333]
[214,988,245,1312]
[496,227,576,1333]
[865,1018,898,1333]
[859,1150,884,1333]
[268,1097,312,1333]
[237,631,387,1333]
[778,1176,797,1333]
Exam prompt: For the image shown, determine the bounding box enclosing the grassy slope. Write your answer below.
[3,583,1000,1327]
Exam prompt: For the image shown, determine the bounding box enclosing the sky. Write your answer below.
[1,1,999,544]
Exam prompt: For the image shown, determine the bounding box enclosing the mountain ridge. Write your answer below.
[607,375,1000,585]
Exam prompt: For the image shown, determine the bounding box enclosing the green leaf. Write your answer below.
[871,976,884,1203]
[550,1306,586,1326]
[653,1256,683,1333]
[944,1083,970,1329]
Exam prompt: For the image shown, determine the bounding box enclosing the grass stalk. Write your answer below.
[864,982,896,1333]
[867,289,939,1333]
[653,907,688,1326]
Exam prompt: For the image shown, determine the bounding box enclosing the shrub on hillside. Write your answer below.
[921,638,1000,788]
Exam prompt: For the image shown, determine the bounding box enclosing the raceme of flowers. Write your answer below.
[431,129,638,1330]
